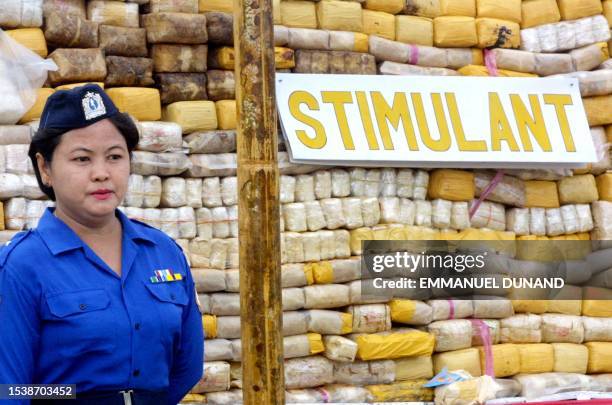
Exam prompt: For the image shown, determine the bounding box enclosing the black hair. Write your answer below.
[28,113,140,201]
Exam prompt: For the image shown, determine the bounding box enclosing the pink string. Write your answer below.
[409,45,419,65]
[471,319,495,377]
[484,49,499,77]
[448,299,455,319]
[317,388,330,403]
[469,170,505,219]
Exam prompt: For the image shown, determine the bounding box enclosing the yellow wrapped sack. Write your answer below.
[586,342,612,373]
[6,28,47,58]
[280,1,317,29]
[405,0,441,18]
[309,261,334,284]
[19,88,54,124]
[353,329,435,360]
[389,299,432,325]
[203,314,217,338]
[476,0,521,24]
[56,82,105,90]
[476,18,520,49]
[458,65,536,77]
[209,46,295,70]
[516,343,554,374]
[525,181,560,208]
[521,0,560,28]
[604,0,612,27]
[365,0,404,15]
[558,174,599,204]
[163,101,218,134]
[307,333,325,354]
[317,0,363,32]
[440,0,476,16]
[182,394,206,403]
[366,380,434,402]
[106,88,161,121]
[596,173,612,202]
[0,202,5,231]
[215,100,236,130]
[350,227,373,255]
[199,0,233,13]
[582,287,612,317]
[433,348,482,377]
[512,300,548,314]
[396,16,433,46]
[428,169,475,201]
[557,0,602,21]
[583,95,612,126]
[479,344,520,377]
[362,10,396,40]
[395,356,434,380]
[434,17,478,48]
[551,343,588,373]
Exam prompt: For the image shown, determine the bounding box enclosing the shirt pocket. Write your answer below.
[44,289,116,356]
[145,282,189,345]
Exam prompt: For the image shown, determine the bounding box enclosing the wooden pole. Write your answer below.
[233,0,284,401]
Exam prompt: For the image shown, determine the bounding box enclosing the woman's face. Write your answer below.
[37,119,130,222]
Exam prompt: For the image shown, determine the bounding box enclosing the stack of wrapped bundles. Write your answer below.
[1,1,612,404]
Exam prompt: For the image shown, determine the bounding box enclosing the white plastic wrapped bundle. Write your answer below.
[380,197,400,224]
[331,169,351,197]
[318,230,336,260]
[428,319,473,352]
[137,121,183,152]
[196,207,213,240]
[284,389,326,403]
[211,207,230,238]
[209,239,228,269]
[302,232,321,262]
[560,205,579,235]
[535,53,574,76]
[541,314,584,343]
[333,360,395,385]
[143,208,161,229]
[285,356,334,389]
[287,27,330,50]
[342,198,364,229]
[473,298,514,318]
[500,314,542,343]
[303,201,325,232]
[283,232,304,264]
[365,170,382,198]
[131,151,191,176]
[491,48,536,74]
[304,284,350,309]
[507,208,530,236]
[361,197,381,227]
[570,43,606,72]
[521,15,611,53]
[574,204,593,233]
[210,292,239,315]
[555,70,612,97]
[381,168,397,197]
[428,299,474,320]
[514,373,593,399]
[399,198,416,226]
[5,145,32,175]
[143,176,161,208]
[205,339,233,361]
[185,178,203,208]
[191,361,231,394]
[295,174,315,202]
[333,230,351,259]
[280,175,296,203]
[413,170,429,200]
[432,199,452,229]
[193,268,225,292]
[216,316,240,340]
[350,168,367,197]
[582,317,612,341]
[0,174,23,199]
[187,153,236,178]
[124,207,144,223]
[124,174,144,207]
[227,205,238,237]
[349,304,392,333]
[5,198,26,230]
[206,389,242,405]
[284,203,307,232]
[529,207,547,236]
[470,201,506,231]
[161,178,187,207]
[202,177,223,208]
[474,171,525,208]
[415,200,432,227]
[20,175,44,200]
[190,238,211,268]
[379,61,459,76]
[589,127,610,175]
[323,336,359,362]
[306,309,352,335]
[25,200,45,229]
[545,208,565,236]
[221,177,237,206]
[397,169,414,198]
[178,206,196,239]
[314,170,332,199]
[321,198,346,230]
[160,208,179,239]
[591,201,612,239]
[451,202,470,230]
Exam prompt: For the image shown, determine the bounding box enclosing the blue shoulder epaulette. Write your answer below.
[0,230,32,267]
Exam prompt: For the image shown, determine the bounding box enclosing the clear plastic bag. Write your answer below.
[0,28,56,124]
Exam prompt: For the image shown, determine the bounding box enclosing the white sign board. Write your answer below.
[275,74,596,168]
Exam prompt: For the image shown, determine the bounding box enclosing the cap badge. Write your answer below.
[82,91,106,121]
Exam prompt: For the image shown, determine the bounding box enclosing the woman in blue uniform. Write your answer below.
[0,84,204,405]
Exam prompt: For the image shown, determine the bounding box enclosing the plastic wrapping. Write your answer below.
[284,356,334,389]
[334,360,395,385]
[5,197,26,230]
[432,199,452,229]
[161,178,187,208]
[415,200,433,227]
[469,200,506,231]
[506,208,530,236]
[514,372,593,398]
[303,201,325,232]
[320,198,346,230]
[429,299,474,320]
[191,361,231,393]
[551,343,589,373]
[177,207,196,239]
[306,309,352,335]
[349,304,392,333]
[413,170,429,200]
[0,0,43,28]
[322,335,357,362]
[571,43,607,72]
[304,284,350,309]
[143,12,207,45]
[521,15,611,53]
[433,348,482,376]
[474,171,525,207]
[500,314,542,343]
[545,208,565,236]
[473,299,514,318]
[295,174,315,202]
[43,0,86,19]
[302,232,321,262]
[44,12,97,48]
[131,151,191,176]
[86,1,138,28]
[25,199,45,229]
[582,316,612,341]
[434,17,478,48]
[428,319,473,352]
[541,314,584,343]
[99,25,147,58]
[395,356,434,380]
[330,169,350,197]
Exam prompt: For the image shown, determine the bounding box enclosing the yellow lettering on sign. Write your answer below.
[288,91,327,149]
[543,94,576,152]
[371,91,418,151]
[489,93,519,152]
[446,93,487,152]
[321,91,355,150]
[411,93,451,152]
[355,91,380,150]
[510,94,551,152]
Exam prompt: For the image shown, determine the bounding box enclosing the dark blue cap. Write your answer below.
[39,84,119,131]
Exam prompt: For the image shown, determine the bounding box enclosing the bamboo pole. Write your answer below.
[234,0,284,401]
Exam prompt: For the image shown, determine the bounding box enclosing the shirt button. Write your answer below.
[135,323,141,331]
[170,294,176,301]
[133,370,140,377]
[79,304,87,310]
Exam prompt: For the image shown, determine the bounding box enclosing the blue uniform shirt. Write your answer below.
[0,208,204,404]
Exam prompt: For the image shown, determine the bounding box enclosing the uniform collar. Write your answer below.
[37,208,156,256]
